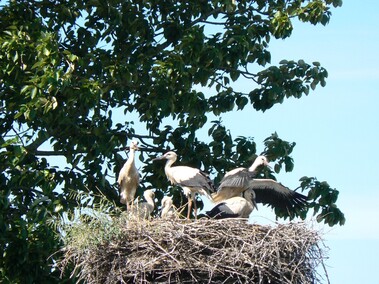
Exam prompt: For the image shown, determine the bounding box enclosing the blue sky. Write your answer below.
[216,2,379,283]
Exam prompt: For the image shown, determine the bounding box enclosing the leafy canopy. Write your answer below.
[0,0,343,282]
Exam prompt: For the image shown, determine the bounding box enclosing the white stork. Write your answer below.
[160,196,177,219]
[117,140,139,210]
[153,151,214,219]
[129,189,156,219]
[213,155,308,216]
[212,155,269,203]
[202,188,256,219]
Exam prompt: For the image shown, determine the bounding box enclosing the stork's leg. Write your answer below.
[193,197,198,219]
[187,196,192,219]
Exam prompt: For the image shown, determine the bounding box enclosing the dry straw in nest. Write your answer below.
[59,217,328,284]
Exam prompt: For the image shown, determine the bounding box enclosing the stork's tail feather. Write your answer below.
[199,170,216,193]
[212,212,240,219]
[197,213,209,219]
[198,212,240,219]
[203,204,241,219]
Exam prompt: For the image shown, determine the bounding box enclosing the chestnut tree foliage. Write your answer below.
[0,0,344,282]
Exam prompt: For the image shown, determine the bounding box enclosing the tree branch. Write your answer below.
[190,7,224,27]
[34,150,65,156]
[25,132,50,152]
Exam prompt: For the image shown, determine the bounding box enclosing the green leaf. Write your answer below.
[230,71,240,81]
[1,137,19,148]
[31,61,45,69]
[31,87,38,99]
[274,163,281,173]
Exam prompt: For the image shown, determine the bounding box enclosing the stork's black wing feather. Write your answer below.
[204,202,240,219]
[249,179,308,212]
[200,170,216,192]
[177,171,215,192]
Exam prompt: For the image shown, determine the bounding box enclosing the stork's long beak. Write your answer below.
[152,155,165,161]
[248,188,259,210]
[252,199,258,211]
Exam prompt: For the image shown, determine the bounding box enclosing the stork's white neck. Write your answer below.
[125,147,136,165]
[248,158,263,172]
[164,158,176,172]
[144,193,155,208]
[161,199,173,216]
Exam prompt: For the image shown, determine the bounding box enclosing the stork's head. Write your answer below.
[243,188,256,200]
[129,140,139,151]
[243,188,258,209]
[143,189,155,200]
[152,151,177,162]
[248,155,270,171]
[256,155,269,167]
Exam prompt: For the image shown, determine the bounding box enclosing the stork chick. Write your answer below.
[160,196,177,219]
[117,140,139,210]
[153,151,214,219]
[129,189,155,219]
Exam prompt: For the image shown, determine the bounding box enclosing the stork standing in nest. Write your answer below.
[153,151,214,219]
[117,140,139,210]
[202,188,256,219]
[213,155,308,216]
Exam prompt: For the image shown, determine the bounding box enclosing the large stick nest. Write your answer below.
[59,218,328,283]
